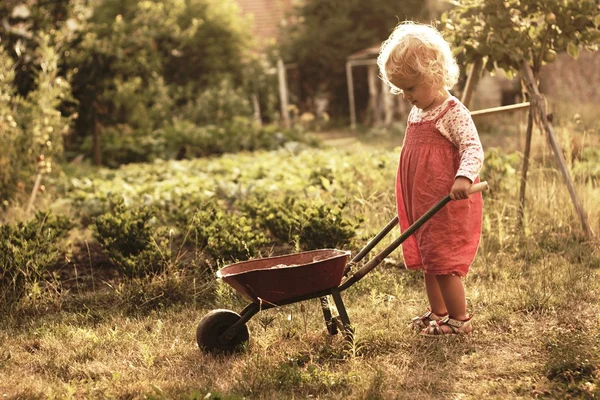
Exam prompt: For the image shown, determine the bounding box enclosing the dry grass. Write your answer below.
[1,117,599,399]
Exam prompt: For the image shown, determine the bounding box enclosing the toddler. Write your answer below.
[377,21,484,335]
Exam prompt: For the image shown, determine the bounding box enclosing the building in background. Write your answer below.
[236,0,294,48]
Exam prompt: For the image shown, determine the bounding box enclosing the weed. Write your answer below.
[546,329,600,397]
[0,211,72,303]
[94,198,168,277]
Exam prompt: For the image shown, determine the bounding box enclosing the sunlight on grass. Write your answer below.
[1,118,600,399]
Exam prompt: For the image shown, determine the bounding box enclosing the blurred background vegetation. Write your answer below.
[0,0,434,204]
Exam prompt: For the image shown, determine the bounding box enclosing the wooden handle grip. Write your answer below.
[468,181,488,194]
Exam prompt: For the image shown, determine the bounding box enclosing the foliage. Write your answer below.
[1,0,279,171]
[156,118,310,161]
[0,27,73,205]
[94,198,168,277]
[0,45,22,204]
[242,196,362,251]
[479,147,520,197]
[65,0,253,162]
[281,0,429,117]
[189,201,269,265]
[573,147,600,183]
[442,0,600,76]
[180,79,253,126]
[0,212,72,302]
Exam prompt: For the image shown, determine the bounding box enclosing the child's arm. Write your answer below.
[437,101,484,199]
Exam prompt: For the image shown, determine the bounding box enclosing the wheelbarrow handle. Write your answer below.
[339,181,488,291]
[468,181,488,194]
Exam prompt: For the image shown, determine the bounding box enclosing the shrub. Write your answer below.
[480,148,521,198]
[155,117,311,161]
[242,196,361,251]
[573,147,600,183]
[181,79,253,126]
[94,198,168,277]
[189,201,269,265]
[0,212,72,302]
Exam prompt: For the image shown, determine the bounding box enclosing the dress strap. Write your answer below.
[432,98,457,122]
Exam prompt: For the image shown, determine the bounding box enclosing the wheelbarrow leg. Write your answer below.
[219,302,260,344]
[319,296,338,335]
[330,288,353,341]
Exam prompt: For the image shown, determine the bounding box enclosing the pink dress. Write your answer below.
[396,97,483,276]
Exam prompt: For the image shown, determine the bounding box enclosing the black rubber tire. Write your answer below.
[196,309,250,353]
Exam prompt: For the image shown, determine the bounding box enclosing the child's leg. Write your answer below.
[424,273,448,316]
[421,274,472,335]
[435,274,469,321]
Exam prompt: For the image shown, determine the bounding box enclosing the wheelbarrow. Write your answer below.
[196,182,488,353]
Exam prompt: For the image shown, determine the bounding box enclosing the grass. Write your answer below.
[1,116,600,399]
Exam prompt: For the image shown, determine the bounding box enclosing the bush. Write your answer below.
[0,212,72,302]
[573,147,600,183]
[181,79,253,126]
[155,117,311,161]
[480,148,521,198]
[189,201,269,265]
[242,196,361,251]
[0,32,72,205]
[94,198,168,277]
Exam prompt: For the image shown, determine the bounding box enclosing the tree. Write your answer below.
[0,1,74,205]
[281,0,428,118]
[442,0,600,77]
[64,0,254,165]
[442,0,600,237]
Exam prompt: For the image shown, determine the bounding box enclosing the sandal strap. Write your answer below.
[441,315,472,333]
[422,315,473,336]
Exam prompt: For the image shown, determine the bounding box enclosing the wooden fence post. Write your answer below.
[517,104,534,228]
[461,57,483,108]
[520,61,594,237]
[277,58,290,129]
[346,61,356,130]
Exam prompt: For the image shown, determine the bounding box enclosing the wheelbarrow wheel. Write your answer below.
[196,309,250,353]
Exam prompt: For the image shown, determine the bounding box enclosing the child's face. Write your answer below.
[390,75,443,111]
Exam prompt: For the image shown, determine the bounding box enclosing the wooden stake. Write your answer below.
[367,64,380,127]
[517,104,534,228]
[520,61,594,237]
[470,102,530,117]
[277,58,290,129]
[382,78,394,126]
[346,61,356,130]
[461,57,483,108]
[25,172,43,214]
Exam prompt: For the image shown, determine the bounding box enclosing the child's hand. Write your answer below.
[450,177,472,200]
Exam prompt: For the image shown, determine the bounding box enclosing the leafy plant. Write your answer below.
[189,201,269,265]
[242,196,362,251]
[94,198,168,277]
[479,148,521,197]
[281,0,428,116]
[0,212,72,302]
[442,0,600,76]
[155,117,310,161]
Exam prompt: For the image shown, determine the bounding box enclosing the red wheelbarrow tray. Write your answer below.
[216,249,351,304]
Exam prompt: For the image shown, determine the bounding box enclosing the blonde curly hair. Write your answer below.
[377,21,459,95]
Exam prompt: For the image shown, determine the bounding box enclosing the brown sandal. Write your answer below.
[421,315,473,336]
[408,310,447,331]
